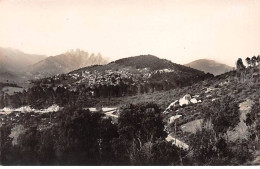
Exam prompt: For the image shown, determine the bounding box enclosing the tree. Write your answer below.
[54,107,118,165]
[257,55,260,65]
[251,56,257,67]
[189,126,219,165]
[245,57,251,67]
[127,138,185,165]
[150,139,186,165]
[114,102,168,165]
[236,58,246,71]
[16,127,42,165]
[118,102,167,144]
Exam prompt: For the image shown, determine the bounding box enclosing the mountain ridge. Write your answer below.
[0,47,47,71]
[0,47,108,82]
[25,49,108,79]
[0,47,47,82]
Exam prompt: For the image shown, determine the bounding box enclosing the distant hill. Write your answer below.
[26,49,108,78]
[0,47,46,71]
[73,55,207,74]
[185,59,234,75]
[0,47,46,82]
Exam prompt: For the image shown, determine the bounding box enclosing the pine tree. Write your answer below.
[236,58,246,71]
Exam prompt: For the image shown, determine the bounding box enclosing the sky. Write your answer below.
[0,0,260,67]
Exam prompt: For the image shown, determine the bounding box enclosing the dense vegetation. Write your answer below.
[188,96,252,165]
[1,95,259,165]
[0,103,186,165]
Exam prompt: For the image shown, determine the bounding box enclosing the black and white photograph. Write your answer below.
[0,0,260,166]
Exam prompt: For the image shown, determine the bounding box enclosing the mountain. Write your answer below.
[26,49,108,78]
[185,59,234,75]
[0,47,46,82]
[0,47,108,82]
[0,47,46,71]
[73,55,208,73]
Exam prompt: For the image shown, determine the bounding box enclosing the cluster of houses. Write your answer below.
[35,66,179,95]
[75,67,173,87]
[70,69,145,87]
